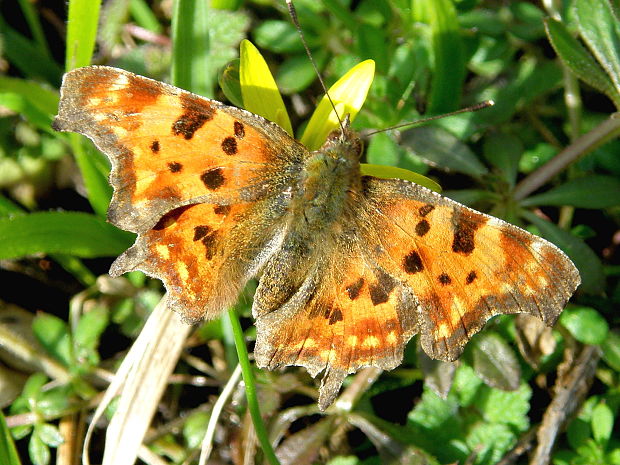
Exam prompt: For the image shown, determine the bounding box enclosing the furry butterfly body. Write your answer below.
[53,66,580,409]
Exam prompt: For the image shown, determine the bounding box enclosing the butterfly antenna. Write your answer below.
[366,100,495,135]
[286,0,346,134]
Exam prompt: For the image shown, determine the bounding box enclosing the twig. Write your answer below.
[513,114,620,201]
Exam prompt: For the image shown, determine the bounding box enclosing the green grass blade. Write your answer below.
[0,211,134,259]
[0,16,62,85]
[17,0,51,58]
[65,0,102,70]
[415,0,465,113]
[171,0,212,97]
[0,411,21,465]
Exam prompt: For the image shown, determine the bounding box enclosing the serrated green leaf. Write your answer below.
[465,422,516,465]
[471,332,521,391]
[452,364,483,407]
[400,126,488,178]
[476,383,531,431]
[522,211,604,294]
[545,18,620,108]
[521,175,620,209]
[32,314,73,367]
[0,211,134,259]
[560,307,609,345]
[591,403,613,445]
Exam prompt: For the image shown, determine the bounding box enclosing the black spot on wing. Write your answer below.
[200,168,225,190]
[221,137,238,155]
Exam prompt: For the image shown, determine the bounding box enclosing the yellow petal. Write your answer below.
[239,39,293,136]
[301,59,375,151]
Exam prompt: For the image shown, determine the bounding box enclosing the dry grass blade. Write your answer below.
[198,364,242,465]
[83,294,192,465]
[529,345,601,465]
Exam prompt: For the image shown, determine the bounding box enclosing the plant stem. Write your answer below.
[513,114,620,201]
[227,309,280,465]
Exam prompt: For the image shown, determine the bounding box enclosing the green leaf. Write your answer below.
[37,424,63,448]
[218,59,243,108]
[522,211,605,294]
[573,0,620,98]
[253,20,306,54]
[567,418,591,450]
[470,332,520,391]
[400,126,488,178]
[601,331,620,371]
[0,211,134,259]
[75,307,109,351]
[544,18,620,109]
[276,50,328,95]
[22,373,48,401]
[482,132,522,187]
[32,314,73,367]
[28,433,50,465]
[521,175,620,209]
[560,307,609,345]
[356,23,389,73]
[591,403,613,445]
[183,411,209,449]
[0,411,22,465]
[65,0,102,70]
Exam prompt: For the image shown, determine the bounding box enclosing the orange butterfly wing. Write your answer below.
[253,176,580,408]
[53,66,304,233]
[53,66,304,320]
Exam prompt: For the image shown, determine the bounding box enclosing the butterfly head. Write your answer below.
[318,114,363,164]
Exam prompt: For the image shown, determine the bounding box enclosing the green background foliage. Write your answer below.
[0,0,619,464]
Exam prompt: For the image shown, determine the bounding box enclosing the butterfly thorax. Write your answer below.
[293,126,363,230]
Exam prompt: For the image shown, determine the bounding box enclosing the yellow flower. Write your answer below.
[238,39,440,192]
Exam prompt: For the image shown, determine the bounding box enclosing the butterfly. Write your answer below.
[53,66,580,409]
